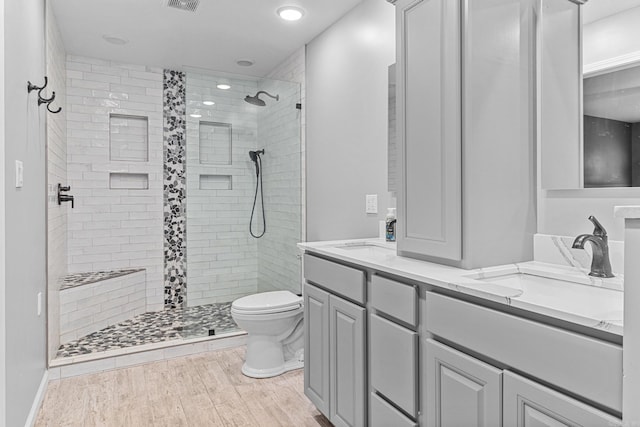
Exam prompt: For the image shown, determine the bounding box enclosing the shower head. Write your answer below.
[244,91,279,107]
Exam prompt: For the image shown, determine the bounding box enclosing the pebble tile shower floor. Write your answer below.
[56,302,239,358]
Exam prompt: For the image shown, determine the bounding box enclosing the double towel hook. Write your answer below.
[27,76,62,114]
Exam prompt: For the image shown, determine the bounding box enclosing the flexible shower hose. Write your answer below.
[250,155,266,238]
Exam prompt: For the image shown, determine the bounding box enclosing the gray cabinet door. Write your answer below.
[304,283,330,416]
[329,295,366,427]
[370,314,418,417]
[395,0,462,261]
[425,339,502,427]
[503,371,622,427]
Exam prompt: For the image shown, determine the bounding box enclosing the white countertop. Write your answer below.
[298,238,623,337]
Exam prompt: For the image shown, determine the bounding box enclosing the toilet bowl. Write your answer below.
[231,290,304,378]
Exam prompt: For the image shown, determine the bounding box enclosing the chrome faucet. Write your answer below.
[572,216,614,278]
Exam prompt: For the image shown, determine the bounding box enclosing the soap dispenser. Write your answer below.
[385,208,397,242]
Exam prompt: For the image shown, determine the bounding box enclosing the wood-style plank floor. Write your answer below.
[35,347,332,427]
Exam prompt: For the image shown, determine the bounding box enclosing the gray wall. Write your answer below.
[583,115,631,188]
[306,0,395,241]
[0,1,6,423]
[3,0,48,425]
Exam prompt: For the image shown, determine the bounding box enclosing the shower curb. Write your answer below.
[48,331,247,379]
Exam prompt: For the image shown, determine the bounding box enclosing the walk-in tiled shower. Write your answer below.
[47,45,304,360]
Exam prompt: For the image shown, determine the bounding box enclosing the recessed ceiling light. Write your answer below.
[102,35,129,45]
[216,84,231,90]
[277,6,304,21]
[236,59,255,67]
[189,112,202,118]
[202,101,215,106]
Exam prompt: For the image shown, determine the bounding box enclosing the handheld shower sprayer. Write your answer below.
[249,149,264,176]
[249,149,266,238]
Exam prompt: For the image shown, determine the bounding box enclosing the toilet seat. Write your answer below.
[231,290,302,315]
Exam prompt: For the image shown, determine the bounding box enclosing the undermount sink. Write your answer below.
[462,265,623,323]
[333,241,395,256]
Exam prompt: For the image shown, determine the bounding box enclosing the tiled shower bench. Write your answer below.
[59,269,147,344]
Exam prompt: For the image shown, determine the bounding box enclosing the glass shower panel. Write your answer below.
[184,71,302,338]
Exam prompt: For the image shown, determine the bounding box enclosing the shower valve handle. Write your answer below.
[58,183,74,208]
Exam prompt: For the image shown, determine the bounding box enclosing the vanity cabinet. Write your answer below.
[300,248,624,426]
[303,254,366,427]
[425,338,621,427]
[425,291,623,427]
[394,0,536,269]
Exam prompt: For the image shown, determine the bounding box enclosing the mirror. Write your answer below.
[540,0,640,189]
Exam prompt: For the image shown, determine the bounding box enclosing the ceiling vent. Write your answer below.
[166,0,200,12]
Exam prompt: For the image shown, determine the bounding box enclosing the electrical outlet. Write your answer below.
[15,160,23,188]
[37,292,42,316]
[366,194,378,214]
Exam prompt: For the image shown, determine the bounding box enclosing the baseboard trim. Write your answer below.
[24,369,48,427]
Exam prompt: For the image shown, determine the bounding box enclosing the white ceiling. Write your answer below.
[583,0,640,24]
[584,65,640,123]
[51,0,363,77]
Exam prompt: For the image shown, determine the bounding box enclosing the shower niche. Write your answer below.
[199,121,232,165]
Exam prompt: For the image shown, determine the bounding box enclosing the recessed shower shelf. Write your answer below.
[199,174,232,190]
[110,172,149,190]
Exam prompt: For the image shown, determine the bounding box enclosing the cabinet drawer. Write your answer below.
[370,314,418,417]
[370,393,417,427]
[304,254,365,304]
[370,275,418,327]
[426,292,622,412]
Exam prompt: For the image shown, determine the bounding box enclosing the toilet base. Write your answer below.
[241,334,304,379]
[241,356,304,379]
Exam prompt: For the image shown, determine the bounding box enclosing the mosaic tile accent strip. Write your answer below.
[56,302,239,358]
[163,69,187,309]
[60,269,145,290]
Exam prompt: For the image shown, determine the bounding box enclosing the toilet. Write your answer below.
[231,290,304,378]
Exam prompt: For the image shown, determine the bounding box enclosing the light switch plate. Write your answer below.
[15,160,23,188]
[366,194,378,214]
[37,292,42,316]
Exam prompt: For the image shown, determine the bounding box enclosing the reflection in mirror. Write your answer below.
[582,0,640,188]
[583,66,640,187]
[388,63,397,195]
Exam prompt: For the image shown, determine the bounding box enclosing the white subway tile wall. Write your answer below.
[46,4,68,361]
[59,270,147,344]
[185,74,261,306]
[65,56,164,311]
[259,47,306,294]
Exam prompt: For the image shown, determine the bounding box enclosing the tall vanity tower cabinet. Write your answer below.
[391,0,537,269]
